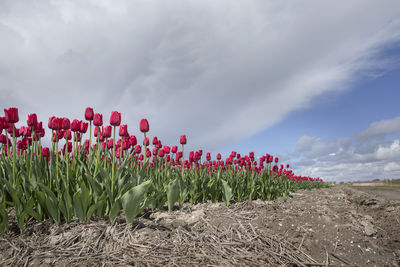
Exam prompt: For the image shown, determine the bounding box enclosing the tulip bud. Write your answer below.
[93,113,103,127]
[143,137,149,146]
[139,119,149,133]
[4,107,19,123]
[85,107,94,121]
[65,130,72,140]
[61,118,70,130]
[119,124,128,137]
[122,138,130,150]
[217,153,221,160]
[102,125,112,138]
[94,126,101,137]
[275,157,279,163]
[163,146,170,154]
[80,121,88,133]
[130,135,137,146]
[180,134,187,145]
[27,113,37,127]
[71,119,80,132]
[110,111,121,126]
[171,145,178,153]
[134,145,142,154]
[156,140,162,149]
[152,136,158,145]
[75,132,81,142]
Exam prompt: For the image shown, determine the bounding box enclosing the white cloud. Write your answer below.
[357,116,400,140]
[1,0,400,154]
[292,134,400,182]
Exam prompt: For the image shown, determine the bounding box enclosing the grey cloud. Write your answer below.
[1,0,400,154]
[357,116,400,140]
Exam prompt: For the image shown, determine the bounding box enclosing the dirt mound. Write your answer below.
[1,186,399,266]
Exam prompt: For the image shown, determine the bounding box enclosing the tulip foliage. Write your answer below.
[0,107,327,234]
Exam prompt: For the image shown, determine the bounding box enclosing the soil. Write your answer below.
[351,186,400,201]
[0,185,399,266]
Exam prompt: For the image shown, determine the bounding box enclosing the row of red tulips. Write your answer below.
[2,107,322,183]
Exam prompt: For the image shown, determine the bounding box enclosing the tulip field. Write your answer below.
[0,107,327,234]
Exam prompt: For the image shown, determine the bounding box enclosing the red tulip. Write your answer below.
[180,134,187,145]
[143,137,149,146]
[119,124,128,137]
[134,145,142,154]
[156,140,162,149]
[41,147,50,158]
[70,119,79,132]
[275,157,279,163]
[27,113,37,127]
[94,126,101,137]
[171,145,178,153]
[140,119,149,133]
[158,149,165,157]
[50,117,60,131]
[93,113,103,127]
[110,111,121,126]
[152,136,158,145]
[206,152,211,161]
[217,153,221,160]
[58,130,64,140]
[75,132,81,142]
[85,107,94,121]
[48,116,55,129]
[130,135,137,146]
[65,130,72,140]
[4,107,19,123]
[80,121,88,133]
[64,141,73,153]
[163,146,170,154]
[107,138,114,149]
[84,139,90,149]
[23,126,32,137]
[61,118,70,130]
[103,125,112,138]
[122,138,130,150]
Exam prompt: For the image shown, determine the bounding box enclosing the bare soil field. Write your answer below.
[351,186,400,201]
[1,185,399,266]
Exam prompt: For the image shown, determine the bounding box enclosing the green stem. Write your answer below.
[111,126,116,197]
[104,138,108,169]
[5,131,9,157]
[56,131,59,182]
[89,121,92,162]
[143,132,147,164]
[28,128,34,177]
[12,124,16,185]
[181,144,184,179]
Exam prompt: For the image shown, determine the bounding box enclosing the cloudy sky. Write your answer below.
[1,1,400,182]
